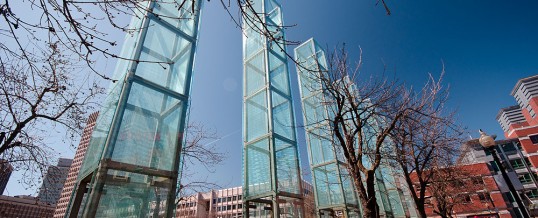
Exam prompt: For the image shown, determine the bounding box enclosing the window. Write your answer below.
[232,205,236,210]
[527,189,538,199]
[510,159,526,169]
[238,195,242,200]
[501,143,517,153]
[227,205,232,210]
[462,194,472,204]
[530,135,538,144]
[227,197,232,202]
[213,199,216,204]
[472,177,484,185]
[218,198,222,203]
[233,196,237,201]
[238,204,243,209]
[477,192,491,202]
[424,198,433,208]
[519,173,534,184]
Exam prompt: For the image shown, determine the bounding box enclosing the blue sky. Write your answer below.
[6,0,538,195]
[187,0,538,188]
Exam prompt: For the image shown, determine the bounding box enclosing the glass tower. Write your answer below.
[295,38,361,217]
[242,0,303,217]
[65,1,202,217]
[295,38,408,218]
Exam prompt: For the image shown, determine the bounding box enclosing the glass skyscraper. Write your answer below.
[65,1,202,217]
[242,0,303,217]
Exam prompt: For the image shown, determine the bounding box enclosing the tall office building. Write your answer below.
[242,0,303,217]
[0,159,13,195]
[53,112,98,218]
[38,158,72,205]
[65,1,202,217]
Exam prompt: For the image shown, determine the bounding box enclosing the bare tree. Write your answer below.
[296,46,459,217]
[175,122,225,203]
[388,73,466,218]
[426,165,488,218]
[0,43,103,187]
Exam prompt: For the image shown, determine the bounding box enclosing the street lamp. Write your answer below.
[478,129,530,218]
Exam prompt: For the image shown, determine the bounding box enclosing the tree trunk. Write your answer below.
[361,170,380,218]
[416,202,427,218]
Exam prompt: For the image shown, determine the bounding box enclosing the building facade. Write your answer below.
[53,112,98,218]
[176,182,314,218]
[38,158,73,205]
[410,162,513,218]
[456,75,538,217]
[460,138,531,217]
[0,195,55,218]
[0,159,13,195]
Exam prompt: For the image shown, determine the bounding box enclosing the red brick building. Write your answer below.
[0,195,55,218]
[53,112,98,218]
[410,163,512,218]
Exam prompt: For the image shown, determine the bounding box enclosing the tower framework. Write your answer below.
[242,0,304,217]
[65,1,202,217]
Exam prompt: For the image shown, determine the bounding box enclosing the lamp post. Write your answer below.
[479,129,530,218]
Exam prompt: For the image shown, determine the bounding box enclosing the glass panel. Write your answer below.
[136,19,192,94]
[79,81,124,180]
[275,139,299,194]
[271,91,294,140]
[269,52,290,95]
[93,170,172,218]
[245,52,266,96]
[244,27,264,60]
[340,164,358,205]
[111,82,183,171]
[153,0,198,36]
[246,138,271,196]
[246,90,269,141]
[313,163,343,207]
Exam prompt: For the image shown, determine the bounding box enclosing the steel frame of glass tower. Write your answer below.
[64,1,202,217]
[295,38,361,218]
[242,0,304,217]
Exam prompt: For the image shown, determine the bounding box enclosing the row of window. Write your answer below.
[489,158,532,172]
[216,204,243,211]
[179,202,197,208]
[518,172,538,184]
[424,192,491,207]
[213,195,242,204]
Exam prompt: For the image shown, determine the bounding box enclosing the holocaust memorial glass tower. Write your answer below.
[294,39,360,218]
[65,1,202,217]
[242,0,304,217]
[295,38,408,218]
